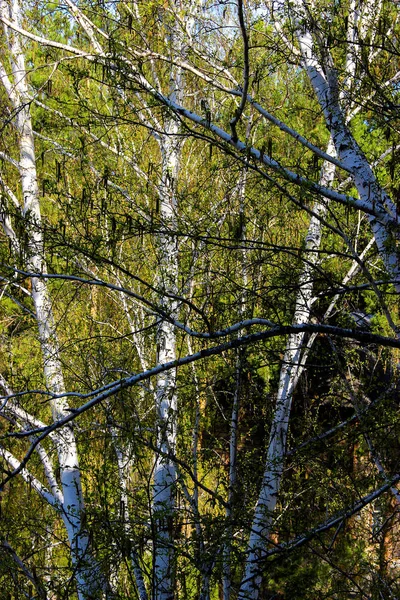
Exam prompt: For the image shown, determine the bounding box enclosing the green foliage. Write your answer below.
[0,0,399,598]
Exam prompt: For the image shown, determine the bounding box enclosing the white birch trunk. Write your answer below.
[152,7,188,594]
[238,141,336,599]
[0,2,103,596]
[292,0,400,296]
[153,128,180,600]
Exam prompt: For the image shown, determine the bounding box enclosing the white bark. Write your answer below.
[0,445,60,508]
[0,3,397,596]
[0,1,103,596]
[0,178,20,255]
[238,140,336,599]
[152,9,189,594]
[0,373,60,437]
[292,0,400,296]
[237,8,399,594]
[153,128,180,600]
[1,13,391,225]
[293,236,376,389]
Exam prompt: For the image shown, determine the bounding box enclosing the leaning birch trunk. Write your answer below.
[238,141,336,600]
[291,0,400,296]
[0,1,103,597]
[153,126,180,600]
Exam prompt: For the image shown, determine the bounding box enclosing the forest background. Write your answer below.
[0,0,400,599]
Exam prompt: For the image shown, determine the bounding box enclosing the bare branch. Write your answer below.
[229,0,250,142]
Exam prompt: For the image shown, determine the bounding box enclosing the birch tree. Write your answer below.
[0,1,110,598]
[0,1,399,598]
